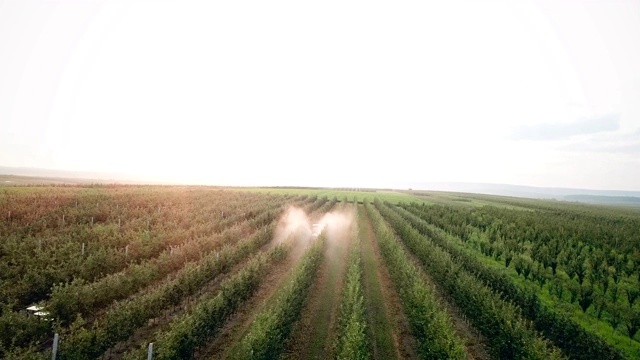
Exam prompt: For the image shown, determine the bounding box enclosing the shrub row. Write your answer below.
[49,212,274,326]
[0,195,309,357]
[395,202,625,360]
[235,235,326,359]
[375,201,563,359]
[126,245,289,360]
[56,224,277,360]
[366,202,466,359]
[335,216,370,360]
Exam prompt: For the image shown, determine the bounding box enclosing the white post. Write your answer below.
[39,239,42,251]
[51,333,59,360]
[125,245,129,257]
[91,217,94,226]
[8,211,11,220]
[147,342,153,360]
[82,243,85,255]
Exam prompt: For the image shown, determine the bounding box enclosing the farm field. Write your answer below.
[1,185,639,359]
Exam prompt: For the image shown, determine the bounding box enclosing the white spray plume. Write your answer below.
[274,205,355,246]
[275,206,312,243]
[318,207,355,244]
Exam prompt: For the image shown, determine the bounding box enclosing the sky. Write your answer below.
[1,0,640,190]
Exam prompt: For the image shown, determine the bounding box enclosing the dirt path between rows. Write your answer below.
[384,208,491,360]
[102,226,278,359]
[197,204,336,359]
[280,204,354,360]
[195,232,309,359]
[359,204,419,360]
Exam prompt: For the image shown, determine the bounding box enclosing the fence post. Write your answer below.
[147,342,154,360]
[51,333,59,360]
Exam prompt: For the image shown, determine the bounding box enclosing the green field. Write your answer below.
[239,187,425,205]
[1,184,639,359]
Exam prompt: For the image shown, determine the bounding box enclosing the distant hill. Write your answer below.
[2,166,639,207]
[0,166,141,185]
[404,182,640,206]
[564,194,640,207]
[0,166,127,181]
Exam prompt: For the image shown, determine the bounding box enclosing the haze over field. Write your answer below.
[1,1,639,190]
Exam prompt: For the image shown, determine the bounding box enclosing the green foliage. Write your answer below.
[0,188,311,357]
[399,202,627,359]
[235,236,326,359]
[242,187,426,205]
[376,201,563,359]
[133,245,288,360]
[4,186,637,359]
[335,225,370,360]
[56,224,279,359]
[366,202,466,360]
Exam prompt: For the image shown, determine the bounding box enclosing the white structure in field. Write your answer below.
[311,223,324,238]
[26,305,51,320]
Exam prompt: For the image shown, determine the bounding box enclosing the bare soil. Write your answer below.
[386,214,491,360]
[280,205,354,360]
[197,206,332,359]
[360,204,419,360]
[103,237,267,359]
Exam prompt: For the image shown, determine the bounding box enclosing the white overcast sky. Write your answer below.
[1,0,639,190]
